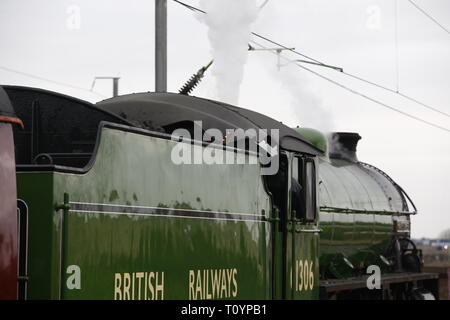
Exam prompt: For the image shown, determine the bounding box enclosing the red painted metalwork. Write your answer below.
[0,115,23,128]
[0,122,18,299]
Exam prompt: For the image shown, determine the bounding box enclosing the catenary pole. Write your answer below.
[155,0,167,92]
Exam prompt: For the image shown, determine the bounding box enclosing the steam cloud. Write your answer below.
[199,0,259,105]
[277,66,334,133]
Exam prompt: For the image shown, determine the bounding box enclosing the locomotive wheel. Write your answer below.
[399,238,421,273]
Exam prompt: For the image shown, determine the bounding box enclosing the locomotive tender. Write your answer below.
[0,85,438,300]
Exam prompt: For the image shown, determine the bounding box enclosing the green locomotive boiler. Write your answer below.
[0,85,439,300]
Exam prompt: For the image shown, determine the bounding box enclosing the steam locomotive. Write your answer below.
[0,85,439,300]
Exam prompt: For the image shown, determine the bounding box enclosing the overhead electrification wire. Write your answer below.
[173,0,205,14]
[0,65,107,98]
[259,0,270,10]
[173,0,450,125]
[301,65,450,133]
[173,0,321,64]
[173,0,449,118]
[249,38,450,119]
[407,0,450,35]
[250,40,450,133]
[341,71,450,118]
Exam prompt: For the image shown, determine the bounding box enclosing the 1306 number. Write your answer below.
[293,260,314,292]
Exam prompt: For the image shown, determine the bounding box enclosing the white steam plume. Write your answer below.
[278,65,334,133]
[199,0,259,105]
[251,43,334,132]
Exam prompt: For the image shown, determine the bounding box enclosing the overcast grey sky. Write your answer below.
[1,0,449,238]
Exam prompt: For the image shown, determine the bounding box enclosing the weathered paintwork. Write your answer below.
[0,123,18,299]
[16,124,320,300]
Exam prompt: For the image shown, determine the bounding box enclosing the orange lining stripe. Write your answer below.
[0,116,24,129]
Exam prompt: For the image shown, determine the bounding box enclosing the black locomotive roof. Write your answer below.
[97,92,323,156]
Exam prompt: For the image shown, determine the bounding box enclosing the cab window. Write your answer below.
[291,157,303,219]
[292,157,316,222]
[304,160,316,222]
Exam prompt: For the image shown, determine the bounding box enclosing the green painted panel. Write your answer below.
[16,172,61,299]
[18,126,276,300]
[288,230,320,300]
[61,213,269,300]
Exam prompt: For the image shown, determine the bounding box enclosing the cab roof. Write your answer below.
[97,92,323,156]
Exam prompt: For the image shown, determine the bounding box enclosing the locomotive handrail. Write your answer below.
[358,161,418,214]
[319,206,416,215]
[392,184,418,214]
[295,229,322,233]
[55,193,70,300]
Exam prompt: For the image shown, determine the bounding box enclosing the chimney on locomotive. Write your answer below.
[328,132,361,162]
